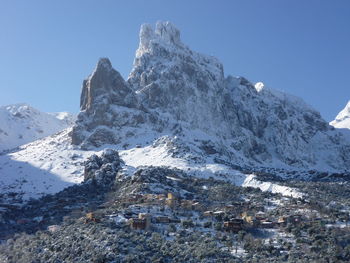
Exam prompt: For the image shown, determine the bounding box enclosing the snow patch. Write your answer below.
[243,174,303,198]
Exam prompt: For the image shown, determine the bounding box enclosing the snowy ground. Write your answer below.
[0,129,92,201]
[0,128,302,202]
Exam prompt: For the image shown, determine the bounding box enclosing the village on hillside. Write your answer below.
[1,166,350,262]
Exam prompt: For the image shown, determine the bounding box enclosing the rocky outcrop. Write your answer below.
[70,58,140,146]
[83,149,123,186]
[80,58,136,112]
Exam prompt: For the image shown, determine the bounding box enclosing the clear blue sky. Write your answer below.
[1,0,349,121]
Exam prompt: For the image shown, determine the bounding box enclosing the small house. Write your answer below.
[203,211,213,217]
[224,205,235,212]
[138,213,151,230]
[181,200,193,210]
[155,216,171,224]
[47,225,61,233]
[192,202,204,211]
[170,217,181,223]
[255,211,266,221]
[277,216,287,227]
[166,192,180,208]
[261,220,275,229]
[213,211,225,216]
[223,219,244,232]
[129,218,147,230]
[85,212,100,223]
[241,211,256,226]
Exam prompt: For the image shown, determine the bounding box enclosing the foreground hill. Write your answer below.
[1,150,350,262]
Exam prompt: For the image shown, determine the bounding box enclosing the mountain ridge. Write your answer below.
[0,103,75,153]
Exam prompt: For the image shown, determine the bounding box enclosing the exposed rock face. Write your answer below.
[70,21,350,171]
[222,78,332,165]
[128,22,226,135]
[84,149,122,186]
[80,58,136,112]
[71,58,139,146]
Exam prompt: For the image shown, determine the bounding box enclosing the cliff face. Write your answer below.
[71,58,138,146]
[128,22,227,135]
[70,21,350,171]
[80,58,135,112]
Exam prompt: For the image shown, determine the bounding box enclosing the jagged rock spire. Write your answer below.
[155,21,181,45]
[71,58,137,146]
[136,21,183,58]
[80,58,136,112]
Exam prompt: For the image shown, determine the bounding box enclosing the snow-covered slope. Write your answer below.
[0,127,302,201]
[0,104,75,152]
[330,101,350,129]
[0,128,89,201]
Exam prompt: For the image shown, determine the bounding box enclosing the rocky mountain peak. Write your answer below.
[70,22,350,171]
[155,21,181,45]
[95,57,113,71]
[341,100,350,115]
[137,21,183,58]
[71,58,138,146]
[128,22,227,135]
[255,82,265,92]
[80,58,136,112]
[330,100,350,129]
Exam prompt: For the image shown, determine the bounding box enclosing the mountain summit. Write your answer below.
[330,100,350,129]
[70,21,350,170]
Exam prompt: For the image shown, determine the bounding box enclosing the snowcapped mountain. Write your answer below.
[330,101,350,129]
[0,103,75,152]
[1,21,349,202]
[71,21,350,170]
